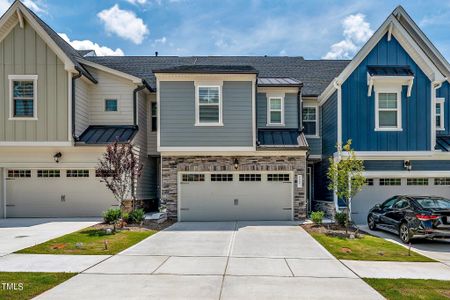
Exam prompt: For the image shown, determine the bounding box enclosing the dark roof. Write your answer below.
[77,50,96,57]
[436,135,450,152]
[77,125,138,145]
[154,65,258,74]
[257,129,308,149]
[85,56,350,96]
[258,77,301,87]
[367,65,414,77]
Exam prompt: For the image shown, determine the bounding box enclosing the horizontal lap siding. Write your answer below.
[256,93,298,128]
[342,33,431,151]
[160,81,253,147]
[75,78,90,137]
[364,160,450,171]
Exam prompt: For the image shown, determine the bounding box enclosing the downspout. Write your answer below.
[332,79,342,213]
[71,69,82,140]
[431,78,447,151]
[133,84,146,127]
[255,80,259,147]
[297,83,304,133]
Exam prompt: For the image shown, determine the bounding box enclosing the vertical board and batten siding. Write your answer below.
[341,33,431,151]
[0,21,68,141]
[256,93,298,128]
[160,81,253,147]
[437,81,450,136]
[75,78,90,137]
[304,99,322,156]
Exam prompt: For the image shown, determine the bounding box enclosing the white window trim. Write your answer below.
[104,98,119,112]
[267,96,285,126]
[374,86,402,131]
[436,97,445,131]
[303,105,319,137]
[8,75,38,120]
[195,84,223,127]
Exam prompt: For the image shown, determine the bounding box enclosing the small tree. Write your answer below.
[97,141,143,210]
[327,140,365,231]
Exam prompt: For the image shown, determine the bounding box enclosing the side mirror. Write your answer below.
[374,204,381,209]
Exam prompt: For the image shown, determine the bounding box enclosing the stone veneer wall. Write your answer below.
[312,200,336,219]
[161,155,307,220]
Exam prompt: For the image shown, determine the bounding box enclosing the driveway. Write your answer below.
[37,221,383,300]
[0,218,99,256]
[360,225,450,264]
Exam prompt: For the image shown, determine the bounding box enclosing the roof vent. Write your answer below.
[155,51,158,57]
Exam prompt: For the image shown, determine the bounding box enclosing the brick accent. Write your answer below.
[161,155,307,221]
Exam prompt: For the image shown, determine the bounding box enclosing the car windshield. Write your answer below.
[416,198,450,209]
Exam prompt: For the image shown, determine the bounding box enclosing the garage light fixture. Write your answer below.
[53,152,62,163]
[233,158,239,170]
[404,160,412,171]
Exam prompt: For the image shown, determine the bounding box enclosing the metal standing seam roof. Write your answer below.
[77,125,138,145]
[436,136,450,152]
[257,77,302,87]
[257,129,308,149]
[367,65,414,76]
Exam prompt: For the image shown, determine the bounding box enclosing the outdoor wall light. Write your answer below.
[404,160,412,171]
[53,152,62,163]
[233,158,239,170]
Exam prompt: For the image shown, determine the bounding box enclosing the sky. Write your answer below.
[1,0,450,60]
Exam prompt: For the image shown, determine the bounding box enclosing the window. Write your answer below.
[196,86,222,125]
[182,174,205,182]
[407,178,429,186]
[151,102,157,132]
[381,197,398,209]
[303,106,318,136]
[435,178,450,185]
[211,174,233,182]
[67,170,90,178]
[365,178,374,186]
[105,99,118,112]
[375,91,401,130]
[267,174,290,182]
[436,98,445,131]
[8,170,31,178]
[239,174,261,182]
[267,97,284,125]
[379,178,401,186]
[393,199,410,209]
[9,75,38,119]
[37,170,60,178]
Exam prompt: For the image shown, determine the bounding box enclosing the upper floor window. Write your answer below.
[375,90,402,131]
[151,102,157,132]
[105,99,118,112]
[267,97,284,125]
[303,106,318,136]
[436,97,445,131]
[196,86,222,126]
[9,75,38,120]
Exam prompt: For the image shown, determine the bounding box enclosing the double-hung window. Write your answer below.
[375,90,402,131]
[267,97,284,125]
[303,106,318,136]
[9,75,38,119]
[196,86,222,126]
[436,97,445,131]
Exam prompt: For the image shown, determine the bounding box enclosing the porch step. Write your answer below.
[144,212,167,224]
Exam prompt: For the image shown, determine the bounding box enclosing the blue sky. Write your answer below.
[2,0,450,59]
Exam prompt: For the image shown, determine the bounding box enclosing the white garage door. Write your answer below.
[352,177,450,225]
[179,172,293,221]
[6,169,117,217]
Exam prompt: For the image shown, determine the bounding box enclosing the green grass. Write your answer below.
[365,278,450,300]
[16,227,156,255]
[308,230,434,262]
[0,272,75,300]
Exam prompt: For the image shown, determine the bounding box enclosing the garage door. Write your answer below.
[5,169,117,217]
[352,177,450,225]
[179,172,293,221]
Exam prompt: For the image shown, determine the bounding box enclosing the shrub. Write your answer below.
[128,208,145,224]
[311,211,325,225]
[103,208,121,225]
[335,211,348,227]
[122,212,129,223]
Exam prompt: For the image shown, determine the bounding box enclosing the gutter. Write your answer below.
[71,68,83,140]
[133,84,147,127]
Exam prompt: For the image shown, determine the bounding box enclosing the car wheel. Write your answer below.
[368,215,377,230]
[399,223,412,244]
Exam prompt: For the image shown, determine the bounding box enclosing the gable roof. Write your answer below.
[154,65,258,74]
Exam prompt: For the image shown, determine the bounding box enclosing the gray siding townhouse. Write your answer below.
[1,1,450,224]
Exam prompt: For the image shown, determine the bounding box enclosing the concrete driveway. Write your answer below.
[0,218,99,256]
[360,225,450,264]
[37,221,383,300]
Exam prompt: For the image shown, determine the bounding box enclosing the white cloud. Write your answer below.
[323,13,373,59]
[126,0,147,5]
[97,4,149,44]
[0,0,45,15]
[154,36,167,44]
[59,33,125,56]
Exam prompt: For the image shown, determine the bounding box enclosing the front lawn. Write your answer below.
[364,278,450,300]
[304,225,433,262]
[16,225,156,255]
[0,272,75,300]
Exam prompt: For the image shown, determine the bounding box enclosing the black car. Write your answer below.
[367,195,450,243]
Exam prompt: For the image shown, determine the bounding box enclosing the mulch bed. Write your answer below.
[302,223,364,239]
[92,220,176,232]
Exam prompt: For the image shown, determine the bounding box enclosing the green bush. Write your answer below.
[311,211,325,225]
[335,211,348,227]
[128,208,145,224]
[122,212,130,223]
[103,208,121,224]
